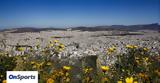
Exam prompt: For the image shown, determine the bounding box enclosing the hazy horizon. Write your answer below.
[0,0,159,28]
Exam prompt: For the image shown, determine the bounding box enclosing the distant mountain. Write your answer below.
[0,27,65,33]
[0,23,159,33]
[71,23,160,31]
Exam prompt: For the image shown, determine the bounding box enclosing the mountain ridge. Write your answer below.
[0,23,159,33]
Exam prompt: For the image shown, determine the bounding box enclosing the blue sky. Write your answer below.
[0,0,159,28]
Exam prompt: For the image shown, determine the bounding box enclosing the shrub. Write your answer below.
[0,53,17,82]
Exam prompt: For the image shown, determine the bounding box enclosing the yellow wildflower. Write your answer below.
[106,46,116,54]
[46,62,52,66]
[2,80,6,83]
[58,48,63,52]
[36,64,41,69]
[143,47,148,51]
[84,67,93,74]
[125,77,133,83]
[107,47,115,52]
[46,78,54,83]
[133,45,138,48]
[31,61,35,65]
[134,81,138,83]
[49,43,54,47]
[101,66,109,73]
[138,73,148,80]
[126,45,134,49]
[143,57,149,62]
[85,77,90,82]
[136,60,140,64]
[17,47,24,51]
[102,77,109,82]
[138,73,145,77]
[117,81,122,83]
[53,40,58,43]
[63,66,71,71]
[39,62,44,66]
[59,44,65,49]
[65,72,69,76]
[65,78,70,82]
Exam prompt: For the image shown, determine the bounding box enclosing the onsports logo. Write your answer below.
[9,74,35,80]
[7,71,38,83]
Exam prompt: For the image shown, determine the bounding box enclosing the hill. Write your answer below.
[0,23,159,33]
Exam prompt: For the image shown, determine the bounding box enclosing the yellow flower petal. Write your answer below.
[134,81,138,83]
[101,66,109,72]
[53,40,58,43]
[46,78,54,83]
[2,80,6,83]
[17,47,24,51]
[125,77,133,83]
[143,47,148,51]
[126,45,134,49]
[63,66,71,71]
[117,81,122,83]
